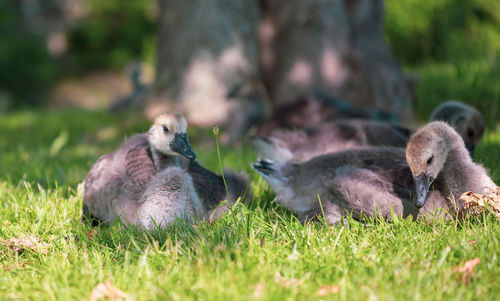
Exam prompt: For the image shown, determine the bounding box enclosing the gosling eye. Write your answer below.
[426,156,434,165]
[162,125,169,133]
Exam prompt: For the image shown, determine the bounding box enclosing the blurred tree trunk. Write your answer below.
[342,0,415,121]
[153,0,414,140]
[261,0,414,122]
[153,0,271,142]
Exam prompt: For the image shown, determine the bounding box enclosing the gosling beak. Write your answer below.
[170,133,197,160]
[413,174,432,208]
[466,143,475,157]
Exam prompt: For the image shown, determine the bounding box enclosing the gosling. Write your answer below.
[83,113,250,228]
[83,113,198,228]
[252,122,496,224]
[430,100,485,156]
[252,100,485,161]
[406,121,496,208]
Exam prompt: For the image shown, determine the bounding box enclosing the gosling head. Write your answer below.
[430,100,484,156]
[406,122,457,208]
[148,113,196,160]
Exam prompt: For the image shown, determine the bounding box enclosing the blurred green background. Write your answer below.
[385,0,500,125]
[0,0,498,123]
[0,0,156,108]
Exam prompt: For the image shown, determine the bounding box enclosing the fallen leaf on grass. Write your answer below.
[460,188,500,220]
[87,228,98,240]
[2,235,50,254]
[90,278,127,301]
[455,258,481,285]
[317,285,340,296]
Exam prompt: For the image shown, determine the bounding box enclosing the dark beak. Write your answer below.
[466,144,475,157]
[170,133,196,160]
[413,174,432,208]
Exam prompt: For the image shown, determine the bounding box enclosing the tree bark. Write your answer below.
[342,0,415,121]
[154,0,271,142]
[261,0,414,122]
[259,0,349,106]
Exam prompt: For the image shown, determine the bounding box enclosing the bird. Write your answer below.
[406,121,496,208]
[252,119,409,162]
[82,112,198,228]
[252,122,496,224]
[256,89,399,136]
[136,166,204,230]
[83,112,250,229]
[252,100,485,162]
[136,162,251,229]
[186,160,251,221]
[253,147,419,224]
[429,100,485,156]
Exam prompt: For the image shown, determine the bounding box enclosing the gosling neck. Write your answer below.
[150,146,180,171]
[441,137,495,201]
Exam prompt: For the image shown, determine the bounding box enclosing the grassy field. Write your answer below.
[1,68,500,300]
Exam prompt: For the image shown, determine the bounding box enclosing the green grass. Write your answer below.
[410,60,500,128]
[1,83,500,299]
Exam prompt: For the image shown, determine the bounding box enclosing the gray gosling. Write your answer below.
[252,100,485,161]
[83,113,199,229]
[430,100,485,156]
[83,113,250,229]
[136,161,251,228]
[406,121,496,208]
[252,121,496,224]
[186,160,251,221]
[253,147,420,224]
[252,120,409,161]
[136,166,203,230]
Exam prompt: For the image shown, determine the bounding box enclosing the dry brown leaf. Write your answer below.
[2,235,50,255]
[460,187,500,220]
[87,228,98,240]
[455,258,481,285]
[90,278,127,301]
[317,285,340,296]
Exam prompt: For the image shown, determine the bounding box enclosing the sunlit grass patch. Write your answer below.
[0,107,499,300]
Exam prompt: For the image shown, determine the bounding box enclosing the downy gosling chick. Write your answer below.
[136,166,203,230]
[252,100,485,161]
[83,112,198,227]
[252,122,496,224]
[406,121,496,208]
[430,100,485,156]
[252,119,409,161]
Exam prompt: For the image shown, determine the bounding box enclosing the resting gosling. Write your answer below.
[252,120,409,161]
[406,121,496,208]
[83,113,198,227]
[256,90,398,136]
[136,167,203,230]
[187,160,251,220]
[84,113,250,227]
[253,147,420,224]
[430,100,485,156]
[253,100,485,161]
[252,122,496,224]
